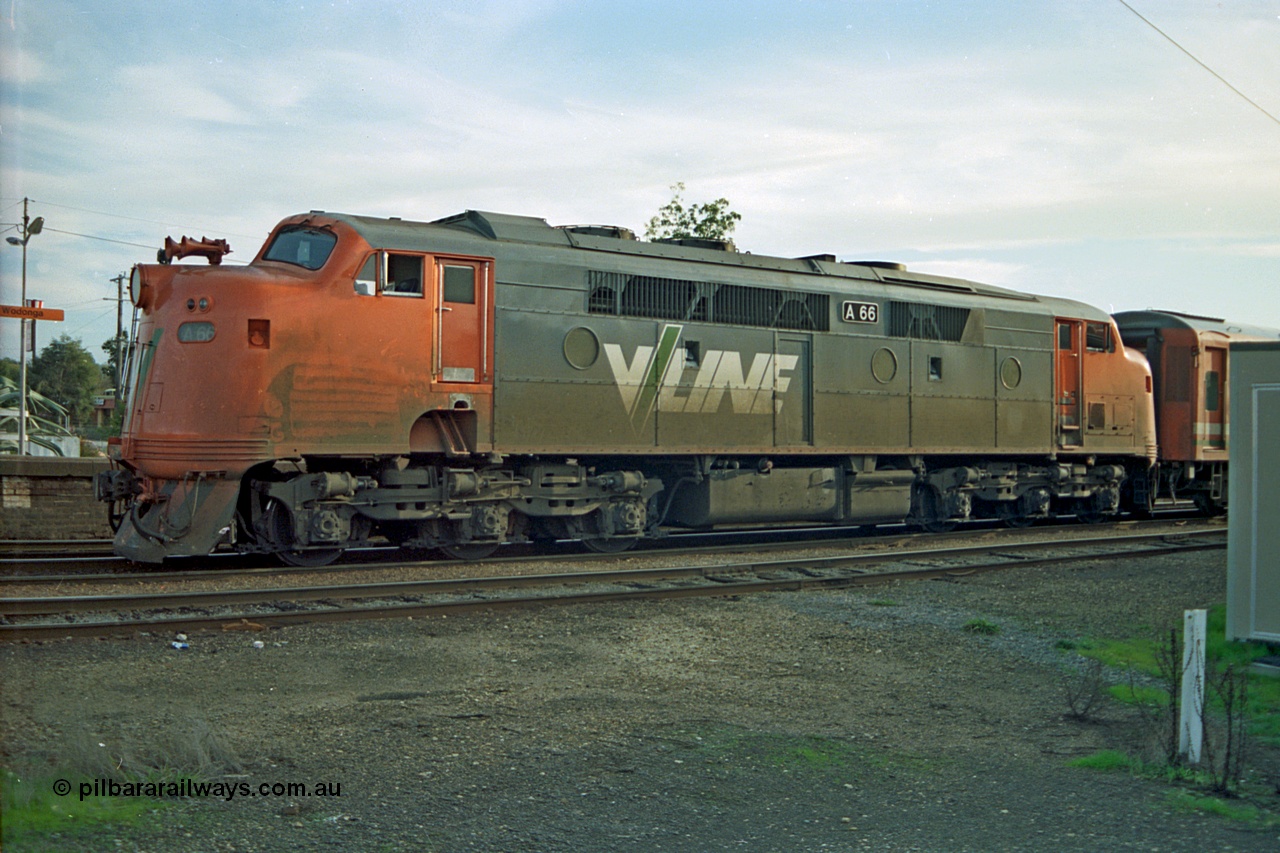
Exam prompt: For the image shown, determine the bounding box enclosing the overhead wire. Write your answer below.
[40,227,157,250]
[19,199,264,241]
[1115,0,1280,129]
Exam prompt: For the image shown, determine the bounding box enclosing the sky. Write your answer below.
[2,0,1278,365]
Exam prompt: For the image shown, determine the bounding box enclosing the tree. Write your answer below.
[102,332,129,390]
[644,182,742,242]
[28,335,106,426]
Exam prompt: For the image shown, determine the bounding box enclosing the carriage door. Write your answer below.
[1203,346,1226,450]
[1055,319,1083,446]
[433,259,491,385]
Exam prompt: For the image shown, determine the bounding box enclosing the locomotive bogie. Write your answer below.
[232,457,662,560]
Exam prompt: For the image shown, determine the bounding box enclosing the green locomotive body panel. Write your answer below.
[328,209,1115,460]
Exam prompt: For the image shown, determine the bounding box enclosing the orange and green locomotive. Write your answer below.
[98,209,1160,564]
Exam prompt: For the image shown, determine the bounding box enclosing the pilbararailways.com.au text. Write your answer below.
[55,778,342,802]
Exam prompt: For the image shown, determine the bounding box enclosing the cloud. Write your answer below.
[0,45,48,86]
[3,0,1278,361]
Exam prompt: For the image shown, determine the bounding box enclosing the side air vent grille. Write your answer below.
[888,300,970,342]
[588,271,829,332]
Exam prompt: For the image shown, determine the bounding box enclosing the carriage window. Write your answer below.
[385,254,423,296]
[1205,371,1220,412]
[263,226,336,271]
[1058,323,1073,350]
[1085,322,1111,352]
[442,265,475,303]
[354,254,378,296]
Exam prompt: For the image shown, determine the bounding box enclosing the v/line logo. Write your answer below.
[603,324,799,426]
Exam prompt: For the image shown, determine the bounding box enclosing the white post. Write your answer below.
[1179,608,1206,764]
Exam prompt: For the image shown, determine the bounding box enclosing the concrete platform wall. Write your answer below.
[0,457,113,540]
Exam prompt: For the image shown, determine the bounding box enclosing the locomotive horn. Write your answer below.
[158,235,233,265]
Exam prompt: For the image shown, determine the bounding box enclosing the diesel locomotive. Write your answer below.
[99,208,1173,564]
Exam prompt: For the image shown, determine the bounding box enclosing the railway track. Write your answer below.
[0,506,1212,581]
[0,526,1225,641]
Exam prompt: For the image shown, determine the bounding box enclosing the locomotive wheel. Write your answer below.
[263,498,345,567]
[581,536,638,554]
[1002,514,1035,529]
[277,547,345,567]
[1075,504,1106,524]
[916,488,956,533]
[1192,493,1225,517]
[437,542,499,560]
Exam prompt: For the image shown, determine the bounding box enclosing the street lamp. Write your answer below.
[6,197,43,454]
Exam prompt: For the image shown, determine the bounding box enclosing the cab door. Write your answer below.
[433,258,492,386]
[1056,319,1083,447]
[1203,346,1226,451]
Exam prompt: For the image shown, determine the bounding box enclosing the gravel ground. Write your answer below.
[2,546,1277,851]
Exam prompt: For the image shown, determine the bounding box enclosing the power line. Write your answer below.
[40,227,157,250]
[1116,0,1280,129]
[11,198,263,241]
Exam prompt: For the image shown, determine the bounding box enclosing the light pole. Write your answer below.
[6,197,44,455]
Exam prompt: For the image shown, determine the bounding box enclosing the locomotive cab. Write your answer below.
[104,215,502,561]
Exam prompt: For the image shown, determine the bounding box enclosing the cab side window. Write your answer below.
[442,265,476,303]
[354,254,378,296]
[385,254,424,296]
[1085,322,1112,352]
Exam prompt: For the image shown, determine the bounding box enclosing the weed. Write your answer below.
[1062,658,1110,721]
[1071,605,1280,802]
[868,599,899,607]
[1068,749,1136,772]
[1078,606,1279,747]
[2,717,242,850]
[1164,790,1268,824]
[1108,683,1169,708]
[962,619,1000,636]
[687,725,934,778]
[1,767,168,847]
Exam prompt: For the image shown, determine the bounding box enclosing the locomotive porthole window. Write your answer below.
[1000,356,1022,390]
[563,326,600,370]
[871,347,898,384]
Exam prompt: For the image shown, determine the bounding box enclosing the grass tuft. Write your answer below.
[1067,749,1136,772]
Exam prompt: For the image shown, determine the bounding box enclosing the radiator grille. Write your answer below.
[888,300,970,342]
[588,271,828,332]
